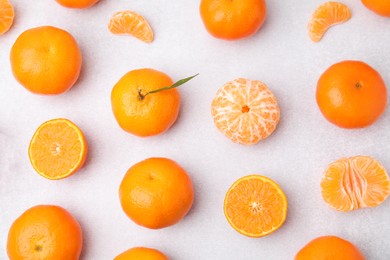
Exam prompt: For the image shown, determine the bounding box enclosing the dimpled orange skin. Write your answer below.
[316,60,387,128]
[111,68,180,137]
[119,157,194,229]
[55,0,100,9]
[7,205,83,260]
[200,0,266,40]
[295,236,365,260]
[114,247,169,260]
[362,0,390,17]
[10,26,82,95]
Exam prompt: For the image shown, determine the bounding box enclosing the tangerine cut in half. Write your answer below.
[28,118,88,180]
[308,1,351,42]
[108,10,154,43]
[321,156,390,212]
[0,0,14,35]
[224,175,288,238]
[211,78,280,145]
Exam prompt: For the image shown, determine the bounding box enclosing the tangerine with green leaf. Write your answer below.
[111,68,197,137]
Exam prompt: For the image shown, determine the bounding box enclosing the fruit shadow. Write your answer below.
[67,127,95,181]
[68,61,88,95]
[78,218,90,260]
[77,129,95,179]
[180,164,200,221]
[65,36,93,96]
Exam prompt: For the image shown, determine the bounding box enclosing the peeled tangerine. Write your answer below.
[321,156,390,212]
[211,78,280,145]
[308,2,351,42]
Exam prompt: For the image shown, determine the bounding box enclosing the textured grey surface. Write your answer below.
[0,0,389,259]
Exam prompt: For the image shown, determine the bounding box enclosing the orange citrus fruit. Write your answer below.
[7,205,83,260]
[55,0,100,9]
[316,60,387,128]
[321,156,390,212]
[295,236,365,260]
[111,69,180,137]
[308,2,351,42]
[224,175,288,237]
[119,157,194,229]
[10,26,82,95]
[28,118,88,180]
[200,0,266,40]
[114,247,169,260]
[211,78,280,145]
[362,0,390,17]
[108,10,154,43]
[0,0,14,35]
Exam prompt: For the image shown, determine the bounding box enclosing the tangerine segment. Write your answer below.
[211,78,280,145]
[224,175,288,237]
[321,156,390,212]
[108,10,154,43]
[308,2,351,42]
[28,118,88,180]
[0,0,14,35]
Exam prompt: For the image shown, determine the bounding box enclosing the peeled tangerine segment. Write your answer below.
[321,156,390,212]
[308,1,351,42]
[108,10,154,43]
[0,0,14,35]
[211,78,280,145]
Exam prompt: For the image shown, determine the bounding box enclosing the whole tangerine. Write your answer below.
[114,247,168,260]
[7,205,83,260]
[362,0,390,17]
[10,26,82,95]
[316,60,387,128]
[55,0,100,9]
[200,0,267,40]
[111,69,197,137]
[119,157,194,229]
[295,236,365,260]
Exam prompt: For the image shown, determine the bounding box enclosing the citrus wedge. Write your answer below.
[28,118,88,180]
[308,2,351,42]
[321,156,390,211]
[108,10,154,43]
[0,0,14,35]
[224,175,288,237]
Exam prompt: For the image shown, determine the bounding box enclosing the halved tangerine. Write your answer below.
[308,2,351,42]
[211,78,280,145]
[224,175,288,237]
[108,10,154,43]
[28,118,88,180]
[321,156,390,212]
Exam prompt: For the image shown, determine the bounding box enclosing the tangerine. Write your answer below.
[316,60,387,128]
[7,205,83,260]
[211,78,280,145]
[200,0,266,40]
[10,26,82,95]
[119,157,194,229]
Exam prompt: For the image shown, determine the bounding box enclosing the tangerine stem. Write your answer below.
[138,73,199,100]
